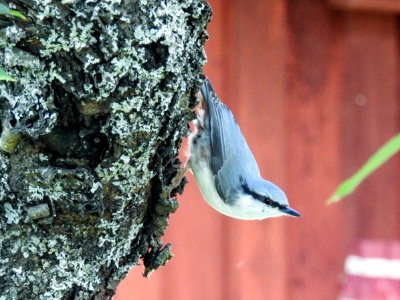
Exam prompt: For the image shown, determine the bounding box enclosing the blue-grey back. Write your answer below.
[200,79,260,202]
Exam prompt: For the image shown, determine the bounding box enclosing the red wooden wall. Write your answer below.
[116,0,400,299]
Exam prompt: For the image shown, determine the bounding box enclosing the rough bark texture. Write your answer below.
[0,0,211,299]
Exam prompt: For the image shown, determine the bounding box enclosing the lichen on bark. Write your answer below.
[0,0,211,299]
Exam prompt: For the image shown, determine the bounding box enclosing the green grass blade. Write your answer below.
[327,133,400,204]
[0,4,27,21]
[8,9,27,21]
[0,68,16,81]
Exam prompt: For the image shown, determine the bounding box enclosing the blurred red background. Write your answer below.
[115,0,400,299]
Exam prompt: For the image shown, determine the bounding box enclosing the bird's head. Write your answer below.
[239,177,301,217]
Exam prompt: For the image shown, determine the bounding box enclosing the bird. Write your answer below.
[187,78,301,220]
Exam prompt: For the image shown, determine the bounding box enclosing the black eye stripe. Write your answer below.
[239,176,285,210]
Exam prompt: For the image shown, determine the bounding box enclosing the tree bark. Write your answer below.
[0,0,211,299]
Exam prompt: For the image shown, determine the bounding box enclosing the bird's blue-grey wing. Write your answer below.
[200,79,260,202]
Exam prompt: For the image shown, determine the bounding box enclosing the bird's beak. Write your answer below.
[281,206,301,217]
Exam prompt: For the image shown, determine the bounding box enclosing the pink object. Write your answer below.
[339,240,400,300]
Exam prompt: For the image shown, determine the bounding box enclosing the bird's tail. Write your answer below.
[200,77,215,98]
[200,77,215,108]
[199,77,217,128]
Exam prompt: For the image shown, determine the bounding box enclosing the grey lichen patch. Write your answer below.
[0,0,211,299]
[25,203,50,220]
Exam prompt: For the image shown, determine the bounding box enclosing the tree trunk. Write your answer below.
[0,0,211,299]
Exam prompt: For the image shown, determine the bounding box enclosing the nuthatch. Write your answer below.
[188,78,300,220]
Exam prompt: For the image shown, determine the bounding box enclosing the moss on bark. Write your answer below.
[0,0,211,298]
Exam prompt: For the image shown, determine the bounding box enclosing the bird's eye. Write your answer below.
[240,178,284,209]
[263,197,282,209]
